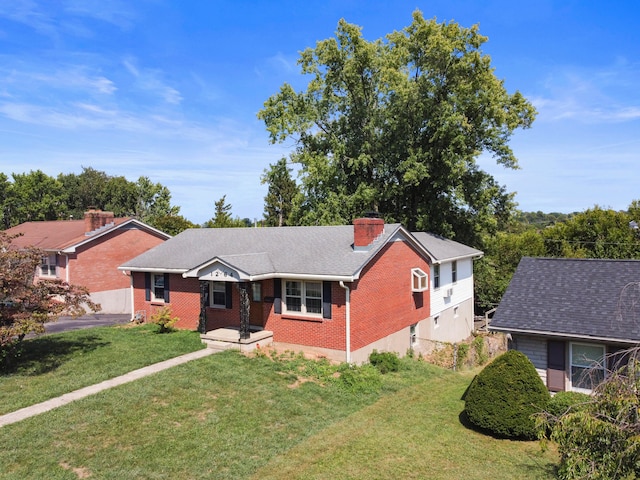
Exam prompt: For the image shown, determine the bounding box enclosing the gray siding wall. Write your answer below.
[512,334,548,385]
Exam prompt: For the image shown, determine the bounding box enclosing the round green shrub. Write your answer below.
[464,350,550,439]
[546,391,591,418]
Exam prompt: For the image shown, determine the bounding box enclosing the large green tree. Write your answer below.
[261,158,299,226]
[4,170,67,226]
[258,11,536,244]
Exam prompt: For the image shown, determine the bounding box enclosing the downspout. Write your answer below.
[339,281,351,364]
[129,273,135,320]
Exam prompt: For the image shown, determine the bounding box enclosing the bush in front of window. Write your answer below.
[546,391,591,419]
[540,357,640,480]
[463,350,550,440]
[369,350,400,374]
[150,306,179,333]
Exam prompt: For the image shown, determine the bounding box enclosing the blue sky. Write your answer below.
[0,1,638,224]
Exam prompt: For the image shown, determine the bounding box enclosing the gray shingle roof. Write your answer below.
[411,232,483,262]
[490,257,640,343]
[120,224,408,279]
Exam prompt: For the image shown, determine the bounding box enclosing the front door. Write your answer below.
[249,282,264,327]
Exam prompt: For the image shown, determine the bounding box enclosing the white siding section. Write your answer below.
[430,258,474,316]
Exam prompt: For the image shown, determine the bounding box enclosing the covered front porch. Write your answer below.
[200,327,273,353]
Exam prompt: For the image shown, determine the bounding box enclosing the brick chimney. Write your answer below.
[84,208,115,233]
[353,217,384,250]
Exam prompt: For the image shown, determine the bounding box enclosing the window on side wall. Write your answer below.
[570,343,605,392]
[451,261,457,283]
[151,274,165,302]
[410,324,418,346]
[284,280,322,316]
[433,264,440,289]
[411,268,428,292]
[40,254,57,277]
[434,315,440,328]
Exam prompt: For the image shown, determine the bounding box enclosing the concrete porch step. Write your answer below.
[200,328,273,353]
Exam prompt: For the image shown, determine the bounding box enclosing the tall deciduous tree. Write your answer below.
[5,170,67,226]
[258,11,536,244]
[261,158,299,226]
[134,176,180,226]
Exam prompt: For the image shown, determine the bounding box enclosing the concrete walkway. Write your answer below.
[0,348,218,428]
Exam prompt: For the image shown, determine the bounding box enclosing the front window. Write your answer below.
[284,280,322,316]
[40,254,57,277]
[211,281,226,308]
[451,261,457,283]
[433,264,440,289]
[151,274,164,301]
[571,343,605,392]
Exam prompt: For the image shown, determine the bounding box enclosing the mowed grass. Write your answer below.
[0,324,204,414]
[0,329,559,479]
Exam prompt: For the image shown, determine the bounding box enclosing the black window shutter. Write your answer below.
[225,282,233,309]
[274,279,282,314]
[322,281,332,319]
[164,273,170,303]
[145,272,151,301]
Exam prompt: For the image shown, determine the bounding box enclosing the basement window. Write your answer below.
[411,268,428,292]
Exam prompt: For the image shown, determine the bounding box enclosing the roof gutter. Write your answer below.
[248,273,356,282]
[117,267,188,274]
[489,326,640,345]
[431,252,484,265]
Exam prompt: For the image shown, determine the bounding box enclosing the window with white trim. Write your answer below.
[570,343,605,392]
[284,280,322,316]
[151,274,165,302]
[433,264,440,289]
[451,260,457,283]
[410,323,418,346]
[211,281,226,308]
[40,254,57,277]
[411,268,428,292]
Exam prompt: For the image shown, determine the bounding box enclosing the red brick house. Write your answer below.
[5,209,171,314]
[119,218,482,362]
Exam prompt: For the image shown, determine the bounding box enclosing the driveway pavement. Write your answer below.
[44,313,131,334]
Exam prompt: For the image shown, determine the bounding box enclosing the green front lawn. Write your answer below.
[0,323,204,414]
[0,327,558,479]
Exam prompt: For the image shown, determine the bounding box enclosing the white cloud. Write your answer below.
[122,56,183,105]
[532,61,640,124]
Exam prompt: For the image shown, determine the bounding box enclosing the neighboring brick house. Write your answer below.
[5,209,171,314]
[119,218,482,363]
[490,257,640,393]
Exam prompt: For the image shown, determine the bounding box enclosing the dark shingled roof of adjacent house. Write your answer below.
[490,257,640,343]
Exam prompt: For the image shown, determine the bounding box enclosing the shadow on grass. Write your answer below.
[1,334,109,376]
